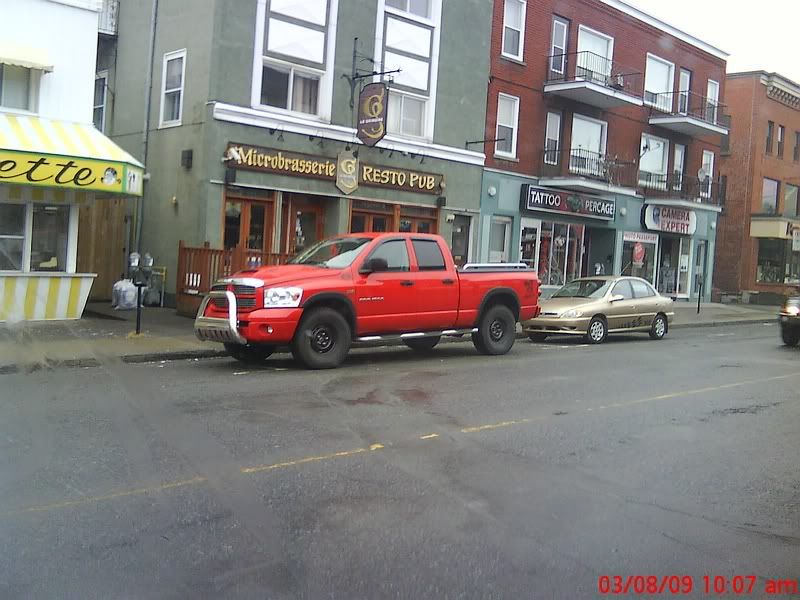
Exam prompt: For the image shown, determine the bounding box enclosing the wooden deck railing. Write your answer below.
[176,241,290,316]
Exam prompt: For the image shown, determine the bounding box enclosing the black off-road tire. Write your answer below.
[472,304,516,356]
[404,336,441,352]
[781,326,800,347]
[585,316,608,344]
[291,308,351,369]
[224,343,274,363]
[649,314,668,340]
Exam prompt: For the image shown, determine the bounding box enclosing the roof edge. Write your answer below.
[597,0,729,61]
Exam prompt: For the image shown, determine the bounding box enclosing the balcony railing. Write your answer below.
[638,172,725,205]
[546,51,644,99]
[98,0,119,35]
[541,147,638,189]
[646,90,726,127]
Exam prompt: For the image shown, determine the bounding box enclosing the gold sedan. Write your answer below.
[523,276,674,344]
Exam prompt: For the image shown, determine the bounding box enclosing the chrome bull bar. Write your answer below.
[194,290,246,345]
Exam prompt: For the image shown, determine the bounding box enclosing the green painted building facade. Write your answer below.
[98,0,491,306]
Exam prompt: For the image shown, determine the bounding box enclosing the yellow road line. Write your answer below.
[461,418,534,433]
[420,433,439,440]
[9,477,207,515]
[240,444,384,475]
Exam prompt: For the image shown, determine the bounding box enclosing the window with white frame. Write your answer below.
[673,143,686,191]
[260,0,330,117]
[495,93,519,158]
[576,26,613,82]
[644,54,674,112]
[549,16,568,75]
[678,68,691,114]
[502,0,526,61]
[701,150,714,198]
[388,91,425,138]
[93,71,107,132]
[544,111,561,164]
[159,50,186,126]
[386,0,430,19]
[381,2,438,139]
[0,203,73,272]
[706,79,720,124]
[639,133,669,189]
[570,114,606,175]
[0,64,33,111]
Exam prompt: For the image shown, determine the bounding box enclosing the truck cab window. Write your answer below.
[368,239,410,271]
[412,239,446,271]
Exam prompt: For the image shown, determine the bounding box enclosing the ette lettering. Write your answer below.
[0,157,98,187]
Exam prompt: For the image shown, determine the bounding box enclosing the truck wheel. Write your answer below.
[224,343,274,363]
[404,336,440,352]
[291,308,351,369]
[781,326,800,347]
[473,304,516,355]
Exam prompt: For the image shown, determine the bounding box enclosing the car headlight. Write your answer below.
[561,309,582,319]
[263,287,303,308]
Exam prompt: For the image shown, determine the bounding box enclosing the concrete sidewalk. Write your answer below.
[0,300,779,372]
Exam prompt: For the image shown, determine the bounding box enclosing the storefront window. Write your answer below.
[538,221,584,286]
[31,205,70,272]
[756,238,800,284]
[0,203,26,271]
[621,232,658,285]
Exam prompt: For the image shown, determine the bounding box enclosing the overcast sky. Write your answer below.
[623,0,800,83]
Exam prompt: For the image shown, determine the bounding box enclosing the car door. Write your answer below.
[409,238,459,331]
[354,238,415,335]
[630,278,658,329]
[606,279,637,330]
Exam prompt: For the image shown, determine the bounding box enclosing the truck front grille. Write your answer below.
[210,284,258,311]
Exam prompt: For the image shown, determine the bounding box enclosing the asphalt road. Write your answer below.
[1,322,799,599]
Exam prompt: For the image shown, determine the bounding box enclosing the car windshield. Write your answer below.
[289,237,372,269]
[552,279,613,299]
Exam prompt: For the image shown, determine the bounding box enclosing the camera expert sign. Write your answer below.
[643,205,696,235]
[520,185,615,220]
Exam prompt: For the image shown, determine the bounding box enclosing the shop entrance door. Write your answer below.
[519,217,541,269]
[657,236,692,298]
[224,197,275,254]
[282,194,326,256]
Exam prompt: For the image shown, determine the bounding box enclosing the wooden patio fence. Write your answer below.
[176,241,290,316]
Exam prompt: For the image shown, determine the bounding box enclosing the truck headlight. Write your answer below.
[561,309,582,319]
[264,287,303,308]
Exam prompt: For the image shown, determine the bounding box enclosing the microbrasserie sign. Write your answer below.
[519,185,616,220]
[225,143,444,195]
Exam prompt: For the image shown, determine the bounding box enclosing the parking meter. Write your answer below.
[129,252,154,334]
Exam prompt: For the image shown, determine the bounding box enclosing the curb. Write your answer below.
[0,318,777,374]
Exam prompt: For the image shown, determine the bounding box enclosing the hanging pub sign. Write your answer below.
[357,82,388,147]
[336,150,359,195]
[519,184,615,220]
[643,204,696,235]
[224,143,444,195]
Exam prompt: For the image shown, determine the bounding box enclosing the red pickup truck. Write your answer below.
[195,233,540,369]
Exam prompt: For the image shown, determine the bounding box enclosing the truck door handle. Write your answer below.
[400,280,414,287]
[442,278,455,285]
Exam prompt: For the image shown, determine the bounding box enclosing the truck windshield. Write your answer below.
[289,237,372,269]
[552,279,612,298]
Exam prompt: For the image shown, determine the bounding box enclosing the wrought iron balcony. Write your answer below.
[638,172,725,205]
[647,90,729,136]
[544,51,644,109]
[98,0,119,36]
[539,147,638,193]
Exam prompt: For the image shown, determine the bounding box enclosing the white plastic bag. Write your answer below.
[113,279,137,310]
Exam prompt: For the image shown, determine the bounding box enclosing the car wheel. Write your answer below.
[224,343,274,363]
[404,336,440,352]
[585,316,608,344]
[473,304,516,355]
[527,332,548,342]
[781,326,800,347]
[649,314,668,340]
[291,308,351,369]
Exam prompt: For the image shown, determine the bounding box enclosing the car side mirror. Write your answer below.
[609,294,625,302]
[360,257,389,274]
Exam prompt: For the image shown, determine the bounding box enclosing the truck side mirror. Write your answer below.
[360,257,389,274]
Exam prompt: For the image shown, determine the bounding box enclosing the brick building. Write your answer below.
[716,72,800,304]
[479,0,728,300]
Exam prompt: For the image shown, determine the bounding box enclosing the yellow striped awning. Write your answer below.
[0,113,144,196]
